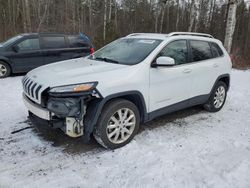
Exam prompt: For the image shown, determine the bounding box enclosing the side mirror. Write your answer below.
[152,56,175,67]
[12,45,19,52]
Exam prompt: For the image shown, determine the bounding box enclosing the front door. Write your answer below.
[149,40,193,113]
[9,37,44,72]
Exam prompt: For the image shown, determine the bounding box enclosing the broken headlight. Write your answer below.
[47,97,81,118]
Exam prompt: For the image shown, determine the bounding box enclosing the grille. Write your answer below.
[22,76,43,103]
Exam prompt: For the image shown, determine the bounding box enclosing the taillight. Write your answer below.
[90,47,95,55]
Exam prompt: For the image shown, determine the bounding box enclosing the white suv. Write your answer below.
[22,32,232,149]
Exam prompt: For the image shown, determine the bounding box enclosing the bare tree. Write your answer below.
[108,0,112,22]
[176,0,180,31]
[0,0,249,65]
[188,0,197,31]
[154,0,161,32]
[104,0,107,42]
[159,0,168,33]
[37,0,50,32]
[208,0,215,29]
[88,0,92,32]
[194,1,200,32]
[224,0,239,53]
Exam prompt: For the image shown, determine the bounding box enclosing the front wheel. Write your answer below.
[0,61,11,78]
[94,99,140,149]
[204,81,227,112]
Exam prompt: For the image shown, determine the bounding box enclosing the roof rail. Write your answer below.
[126,33,142,37]
[126,33,167,37]
[168,32,214,38]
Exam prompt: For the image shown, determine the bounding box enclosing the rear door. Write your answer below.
[40,35,69,64]
[188,40,220,98]
[8,37,44,72]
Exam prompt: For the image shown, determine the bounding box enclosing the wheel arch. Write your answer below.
[204,74,230,112]
[83,91,148,142]
[210,74,230,95]
[0,57,12,73]
[218,75,230,91]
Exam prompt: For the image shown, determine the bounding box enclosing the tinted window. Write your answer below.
[90,38,162,65]
[41,36,66,49]
[210,42,223,58]
[190,40,212,62]
[17,38,39,51]
[159,40,188,65]
[68,36,89,48]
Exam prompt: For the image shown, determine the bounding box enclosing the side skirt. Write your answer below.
[146,94,210,122]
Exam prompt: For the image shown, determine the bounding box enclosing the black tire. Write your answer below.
[0,61,11,78]
[94,99,140,149]
[203,81,227,112]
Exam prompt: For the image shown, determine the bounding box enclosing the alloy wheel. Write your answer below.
[106,108,136,144]
[214,86,226,108]
[0,64,7,77]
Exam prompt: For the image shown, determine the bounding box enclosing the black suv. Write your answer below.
[0,33,94,78]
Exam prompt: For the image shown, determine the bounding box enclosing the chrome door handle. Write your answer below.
[213,63,219,68]
[183,69,192,73]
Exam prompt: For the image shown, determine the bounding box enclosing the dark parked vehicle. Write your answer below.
[0,33,94,78]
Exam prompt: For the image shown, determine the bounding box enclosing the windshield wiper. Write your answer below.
[95,57,119,64]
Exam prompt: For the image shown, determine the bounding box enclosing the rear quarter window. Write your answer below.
[68,36,90,48]
[210,42,224,58]
[190,40,212,62]
[41,36,66,49]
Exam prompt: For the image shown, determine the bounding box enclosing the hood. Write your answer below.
[26,57,129,88]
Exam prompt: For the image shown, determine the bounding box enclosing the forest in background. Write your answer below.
[0,0,249,67]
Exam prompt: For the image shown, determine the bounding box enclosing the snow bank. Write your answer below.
[0,70,250,188]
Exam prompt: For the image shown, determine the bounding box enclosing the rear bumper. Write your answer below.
[23,93,51,120]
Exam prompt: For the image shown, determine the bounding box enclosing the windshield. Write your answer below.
[1,35,23,47]
[90,38,162,65]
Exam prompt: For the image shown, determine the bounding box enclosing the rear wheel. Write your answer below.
[204,81,227,112]
[94,99,140,149]
[0,61,11,78]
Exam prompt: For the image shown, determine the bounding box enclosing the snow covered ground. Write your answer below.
[0,70,250,188]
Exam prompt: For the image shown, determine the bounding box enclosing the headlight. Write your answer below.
[49,82,97,94]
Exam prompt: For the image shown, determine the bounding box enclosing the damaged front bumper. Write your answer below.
[23,94,51,120]
[23,93,85,138]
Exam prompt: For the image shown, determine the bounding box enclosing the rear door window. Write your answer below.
[17,38,40,51]
[41,36,66,49]
[68,36,90,48]
[190,40,212,62]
